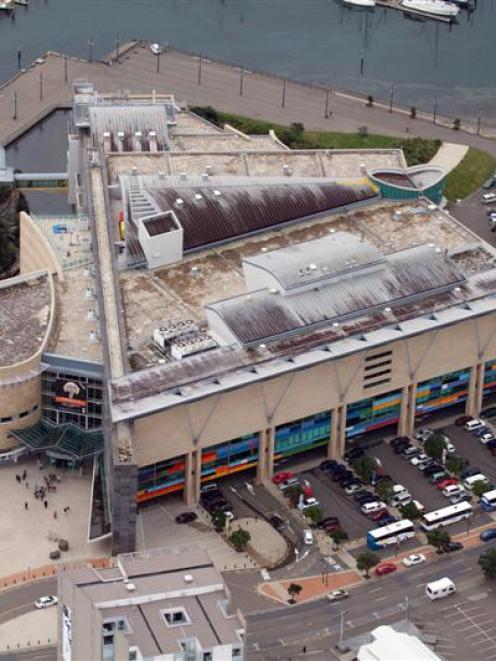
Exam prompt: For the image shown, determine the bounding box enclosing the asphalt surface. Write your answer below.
[245,542,496,660]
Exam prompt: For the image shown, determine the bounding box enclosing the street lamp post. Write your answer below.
[17,48,21,70]
[13,90,17,121]
[39,72,43,101]
[433,97,437,125]
[282,79,286,108]
[115,34,120,64]
[198,54,202,85]
[239,68,244,97]
[477,111,482,136]
[64,54,68,83]
[156,50,161,74]
[339,610,348,644]
[88,37,93,63]
[389,83,395,113]
[325,90,329,118]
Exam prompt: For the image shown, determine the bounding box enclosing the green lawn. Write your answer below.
[190,106,441,167]
[444,147,496,202]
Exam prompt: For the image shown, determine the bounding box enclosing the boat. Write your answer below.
[400,0,460,17]
[0,0,14,10]
[342,0,376,7]
[14,0,28,5]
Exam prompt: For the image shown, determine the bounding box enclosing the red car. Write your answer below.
[437,478,458,490]
[455,415,473,427]
[375,562,397,577]
[272,471,295,485]
[369,508,389,522]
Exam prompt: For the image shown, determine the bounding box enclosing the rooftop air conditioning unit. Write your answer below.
[183,574,194,584]
[180,172,187,181]
[202,172,209,182]
[283,164,291,176]
[213,190,222,197]
[175,198,184,206]
[131,166,138,176]
[125,583,136,592]
[158,171,165,180]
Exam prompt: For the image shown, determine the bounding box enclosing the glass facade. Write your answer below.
[201,433,259,481]
[346,389,402,438]
[274,411,331,459]
[42,370,103,431]
[137,456,186,503]
[483,360,496,397]
[415,367,470,415]
[370,179,445,204]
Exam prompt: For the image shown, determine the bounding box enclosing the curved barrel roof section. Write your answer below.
[143,180,377,251]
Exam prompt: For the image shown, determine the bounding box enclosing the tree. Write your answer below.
[211,509,227,531]
[356,550,380,578]
[286,484,301,509]
[366,95,374,107]
[230,528,251,552]
[287,583,303,602]
[472,480,489,500]
[426,529,451,552]
[352,456,376,484]
[479,547,496,579]
[189,105,220,126]
[446,455,468,476]
[410,106,417,119]
[358,125,369,138]
[425,433,446,461]
[453,118,461,131]
[305,505,322,525]
[375,480,394,504]
[330,529,349,546]
[400,501,421,520]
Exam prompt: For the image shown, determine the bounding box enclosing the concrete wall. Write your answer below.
[132,312,496,469]
[19,212,64,282]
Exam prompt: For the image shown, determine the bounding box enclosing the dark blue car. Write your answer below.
[480,528,496,542]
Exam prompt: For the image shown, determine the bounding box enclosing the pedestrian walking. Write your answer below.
[22,469,27,480]
[44,499,48,509]
[25,481,29,489]
[24,502,28,510]
[53,509,57,519]
[15,474,20,483]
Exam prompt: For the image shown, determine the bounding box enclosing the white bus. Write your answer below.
[420,502,472,531]
[367,519,415,550]
[480,489,496,512]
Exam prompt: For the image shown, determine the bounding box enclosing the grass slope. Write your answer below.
[444,148,496,202]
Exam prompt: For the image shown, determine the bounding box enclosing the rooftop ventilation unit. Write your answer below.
[116,131,125,153]
[158,171,165,180]
[180,172,187,181]
[195,193,203,201]
[134,131,143,152]
[83,267,92,278]
[282,164,292,176]
[205,164,213,175]
[148,130,158,152]
[190,266,202,278]
[102,131,112,152]
[360,163,366,173]
[175,198,184,206]
[202,172,209,182]
[89,330,99,342]
[213,189,222,197]
[183,574,194,584]
[87,309,98,321]
[131,166,138,176]
[125,583,136,592]
[85,287,95,299]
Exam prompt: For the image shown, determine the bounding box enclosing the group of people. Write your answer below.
[16,464,70,516]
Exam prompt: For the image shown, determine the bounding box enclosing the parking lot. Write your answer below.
[438,597,496,660]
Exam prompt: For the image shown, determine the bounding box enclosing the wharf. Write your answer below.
[0,41,494,156]
[376,0,453,23]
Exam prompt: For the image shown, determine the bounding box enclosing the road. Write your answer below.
[245,542,496,659]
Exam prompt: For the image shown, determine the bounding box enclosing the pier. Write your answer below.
[0,41,494,158]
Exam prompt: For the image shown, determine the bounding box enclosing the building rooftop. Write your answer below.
[0,271,53,367]
[62,547,243,658]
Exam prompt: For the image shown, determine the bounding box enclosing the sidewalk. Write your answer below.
[0,608,56,654]
[429,142,469,174]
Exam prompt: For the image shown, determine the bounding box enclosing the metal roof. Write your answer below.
[138,179,377,251]
[243,232,385,290]
[88,105,169,150]
[207,243,466,346]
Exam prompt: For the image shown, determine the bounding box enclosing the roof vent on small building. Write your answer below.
[175,198,184,206]
[180,172,187,181]
[202,172,209,182]
[360,163,366,173]
[89,330,99,342]
[125,583,136,592]
[213,189,222,197]
[183,574,194,584]
[195,193,203,201]
[282,164,292,176]
[205,164,213,175]
[269,288,279,294]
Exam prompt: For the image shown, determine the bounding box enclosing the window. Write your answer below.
[163,608,190,627]
[232,647,243,658]
[203,653,212,661]
[128,651,137,661]
[365,350,392,363]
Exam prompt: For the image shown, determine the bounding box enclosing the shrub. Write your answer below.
[426,529,450,551]
[286,484,302,508]
[472,480,489,500]
[230,528,251,551]
[400,501,421,520]
[330,529,349,545]
[446,455,468,476]
[479,547,496,579]
[352,456,376,484]
[358,125,369,138]
[375,480,394,504]
[453,118,461,131]
[425,433,446,461]
[366,95,374,107]
[305,505,322,525]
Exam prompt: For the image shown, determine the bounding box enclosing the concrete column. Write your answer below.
[193,449,202,503]
[398,385,409,437]
[328,407,339,459]
[266,426,275,481]
[333,404,346,459]
[256,429,267,484]
[183,452,194,505]
[406,383,417,438]
[466,363,484,417]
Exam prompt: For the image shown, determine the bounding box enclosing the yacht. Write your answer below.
[401,0,460,16]
[0,0,14,10]
[342,0,376,8]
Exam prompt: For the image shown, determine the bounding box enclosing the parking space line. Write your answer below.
[373,596,388,602]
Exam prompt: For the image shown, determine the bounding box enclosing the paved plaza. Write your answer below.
[0,457,110,577]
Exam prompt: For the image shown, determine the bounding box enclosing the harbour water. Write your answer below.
[0,0,494,120]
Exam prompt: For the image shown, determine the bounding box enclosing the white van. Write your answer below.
[464,473,489,490]
[425,578,456,600]
[482,193,496,204]
[361,501,386,515]
[465,419,484,432]
[303,529,314,545]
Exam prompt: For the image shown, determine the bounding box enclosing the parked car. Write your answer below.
[355,492,376,504]
[327,589,350,602]
[480,432,495,445]
[483,176,495,190]
[298,497,320,511]
[303,529,314,545]
[345,483,363,495]
[480,528,496,542]
[391,436,410,447]
[318,516,340,529]
[200,483,219,495]
[481,407,496,418]
[376,515,398,526]
[175,512,198,524]
[465,419,485,432]
[320,460,338,471]
[450,493,472,505]
[332,469,353,482]
[439,434,455,454]
[270,514,289,531]
[402,447,421,459]
[344,447,364,463]
[279,477,300,491]
[375,562,397,576]
[272,471,295,485]
[416,428,434,443]
[474,426,491,438]
[461,466,480,480]
[393,442,411,455]
[301,479,314,498]
[424,463,444,477]
[402,553,426,567]
[322,520,341,533]
[440,541,463,553]
[417,458,434,471]
[464,473,489,490]
[437,478,459,491]
[369,508,389,522]
[455,415,473,427]
[411,499,425,513]
[410,453,428,466]
[431,472,450,485]
[35,596,58,609]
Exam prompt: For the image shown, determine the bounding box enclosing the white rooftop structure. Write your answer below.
[358,625,442,661]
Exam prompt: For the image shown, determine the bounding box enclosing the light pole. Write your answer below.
[88,37,93,63]
[115,34,120,64]
[156,49,161,74]
[477,111,482,136]
[17,48,21,70]
[325,90,329,118]
[389,83,394,113]
[405,595,409,621]
[433,96,437,125]
[64,54,68,83]
[198,54,202,85]
[282,79,286,108]
[39,72,43,101]
[13,90,17,121]
[239,68,244,96]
